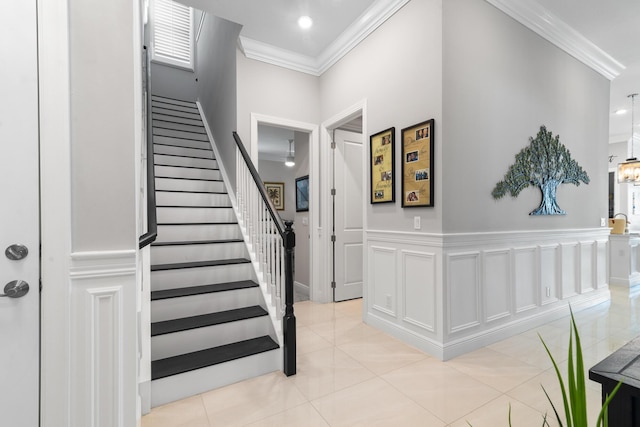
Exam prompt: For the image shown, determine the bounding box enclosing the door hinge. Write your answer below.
[331,141,336,149]
[331,235,336,242]
[331,281,336,288]
[331,188,336,196]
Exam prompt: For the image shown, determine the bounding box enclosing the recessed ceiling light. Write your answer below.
[615,109,628,115]
[298,16,313,29]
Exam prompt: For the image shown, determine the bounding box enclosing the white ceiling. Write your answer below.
[188,0,640,154]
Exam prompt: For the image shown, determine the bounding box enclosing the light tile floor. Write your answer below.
[142,287,640,426]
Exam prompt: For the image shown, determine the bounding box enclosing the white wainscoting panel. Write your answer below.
[369,245,397,317]
[401,250,436,332]
[483,249,511,323]
[561,243,579,299]
[513,247,537,313]
[539,244,559,305]
[69,250,137,427]
[365,228,609,361]
[580,241,595,293]
[447,252,480,333]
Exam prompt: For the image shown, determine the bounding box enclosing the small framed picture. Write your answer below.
[401,119,434,207]
[295,175,309,212]
[370,127,395,204]
[264,182,285,210]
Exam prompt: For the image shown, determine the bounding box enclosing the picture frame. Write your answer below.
[295,175,309,212]
[264,182,285,210]
[401,119,434,207]
[369,127,395,204]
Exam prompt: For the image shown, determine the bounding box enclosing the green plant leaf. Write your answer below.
[596,381,622,427]
[542,384,564,426]
[540,334,571,426]
[570,307,588,426]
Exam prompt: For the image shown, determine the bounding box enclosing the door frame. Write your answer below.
[249,113,320,300]
[317,100,367,304]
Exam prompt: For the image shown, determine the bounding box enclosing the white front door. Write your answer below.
[0,1,40,425]
[333,129,364,302]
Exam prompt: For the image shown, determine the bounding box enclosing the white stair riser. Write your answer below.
[151,287,260,322]
[154,128,208,141]
[151,242,247,264]
[151,349,281,407]
[151,317,270,360]
[154,145,213,159]
[152,107,201,120]
[155,154,218,169]
[152,120,205,135]
[153,136,210,150]
[157,207,235,223]
[156,192,231,207]
[156,224,242,241]
[151,96,196,107]
[154,165,221,180]
[151,102,199,114]
[151,263,255,291]
[155,178,225,193]
[152,113,203,127]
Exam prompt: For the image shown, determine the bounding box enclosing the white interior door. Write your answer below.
[0,1,40,425]
[333,129,363,302]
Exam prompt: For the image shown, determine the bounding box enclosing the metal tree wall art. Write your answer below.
[492,126,590,215]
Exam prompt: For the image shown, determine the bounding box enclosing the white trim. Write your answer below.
[239,0,410,76]
[249,113,320,301]
[484,0,625,80]
[319,100,368,304]
[38,0,73,423]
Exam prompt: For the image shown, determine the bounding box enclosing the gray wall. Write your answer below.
[150,62,198,101]
[442,0,610,233]
[257,159,297,222]
[293,131,311,288]
[69,0,137,251]
[195,14,241,191]
[319,0,444,233]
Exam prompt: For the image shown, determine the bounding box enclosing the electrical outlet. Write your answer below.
[600,217,606,227]
[414,216,421,230]
[546,287,550,297]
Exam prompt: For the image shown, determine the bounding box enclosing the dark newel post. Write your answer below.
[283,221,296,376]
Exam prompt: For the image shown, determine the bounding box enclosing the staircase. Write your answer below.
[148,95,281,407]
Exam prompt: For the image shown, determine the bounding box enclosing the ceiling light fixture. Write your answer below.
[617,93,640,183]
[285,139,295,167]
[298,15,313,29]
[615,109,628,115]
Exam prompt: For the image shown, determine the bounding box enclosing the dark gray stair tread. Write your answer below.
[151,94,197,105]
[157,221,237,225]
[154,163,219,170]
[154,141,212,151]
[155,176,223,182]
[154,152,214,160]
[151,258,250,271]
[156,189,227,195]
[151,336,279,380]
[151,238,243,246]
[151,305,268,336]
[156,205,232,209]
[151,280,258,301]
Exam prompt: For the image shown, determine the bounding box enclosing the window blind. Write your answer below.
[152,0,193,68]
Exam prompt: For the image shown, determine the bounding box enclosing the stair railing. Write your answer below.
[233,131,296,376]
[139,45,158,249]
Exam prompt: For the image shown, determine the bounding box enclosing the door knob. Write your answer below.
[5,244,28,261]
[0,280,29,298]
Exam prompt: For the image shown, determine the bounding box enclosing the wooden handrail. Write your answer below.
[139,45,158,249]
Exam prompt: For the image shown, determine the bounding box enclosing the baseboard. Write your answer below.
[139,380,151,415]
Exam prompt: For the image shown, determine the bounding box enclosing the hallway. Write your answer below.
[142,288,640,426]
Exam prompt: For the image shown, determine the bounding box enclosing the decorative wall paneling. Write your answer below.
[365,229,610,360]
[69,250,137,427]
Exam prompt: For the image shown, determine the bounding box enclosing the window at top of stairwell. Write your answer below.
[151,0,194,70]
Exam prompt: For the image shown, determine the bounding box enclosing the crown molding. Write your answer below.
[484,0,625,80]
[239,0,411,76]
